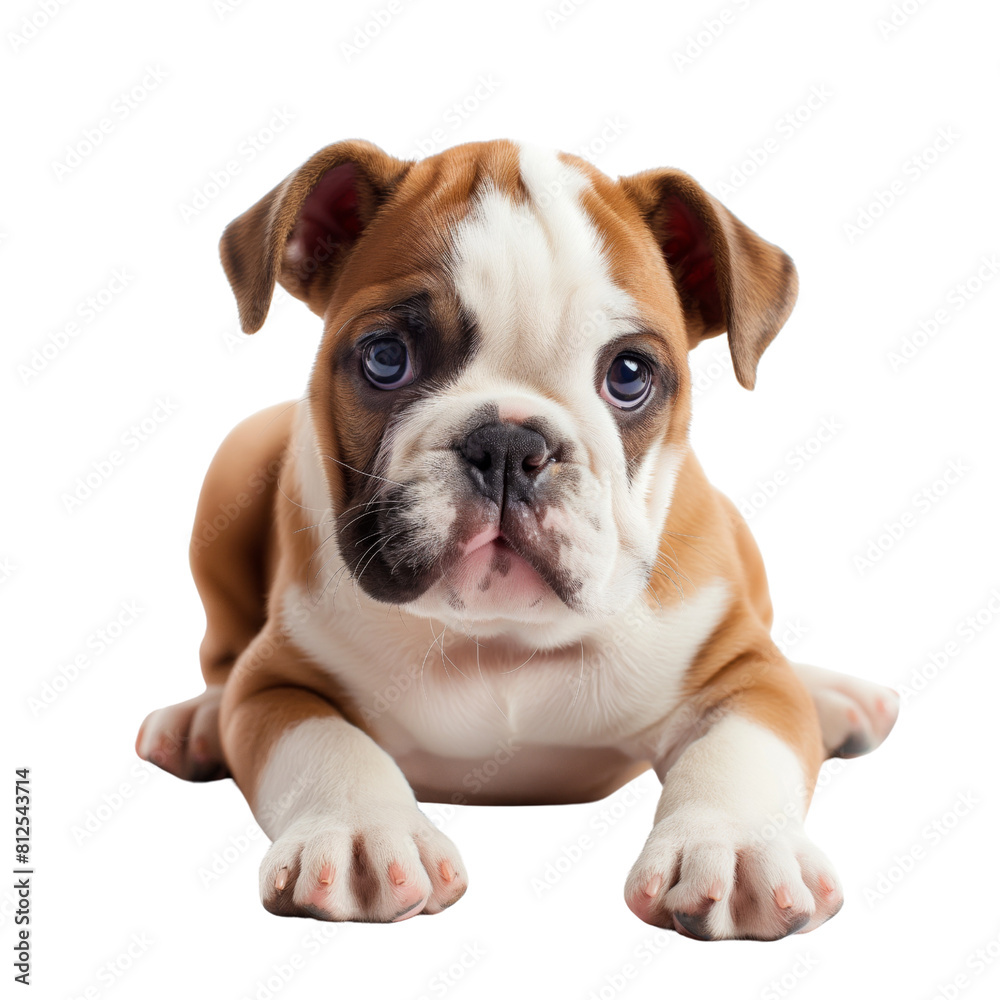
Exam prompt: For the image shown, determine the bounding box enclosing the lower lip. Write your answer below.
[455,534,550,607]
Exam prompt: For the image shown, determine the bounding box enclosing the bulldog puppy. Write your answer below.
[136,139,899,938]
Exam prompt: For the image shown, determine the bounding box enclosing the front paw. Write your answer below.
[624,810,843,941]
[260,804,467,922]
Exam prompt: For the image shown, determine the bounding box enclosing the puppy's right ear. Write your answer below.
[220,140,412,333]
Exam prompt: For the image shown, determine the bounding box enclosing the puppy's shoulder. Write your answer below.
[651,448,773,629]
[190,401,299,572]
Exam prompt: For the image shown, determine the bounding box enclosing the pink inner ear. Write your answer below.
[287,162,363,273]
[660,194,723,329]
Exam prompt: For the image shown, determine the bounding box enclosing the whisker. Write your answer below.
[294,517,336,534]
[649,566,685,601]
[337,502,407,535]
[569,639,586,708]
[306,528,341,600]
[475,632,508,722]
[497,646,539,674]
[323,455,405,490]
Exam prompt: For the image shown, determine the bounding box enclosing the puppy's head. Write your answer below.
[221,140,797,645]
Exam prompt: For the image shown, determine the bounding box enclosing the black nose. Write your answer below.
[457,422,552,508]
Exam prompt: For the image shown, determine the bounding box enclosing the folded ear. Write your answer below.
[619,168,798,389]
[219,140,412,333]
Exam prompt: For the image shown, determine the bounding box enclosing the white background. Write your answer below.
[3,0,999,997]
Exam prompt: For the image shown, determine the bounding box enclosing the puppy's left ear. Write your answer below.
[619,169,798,390]
[220,140,413,333]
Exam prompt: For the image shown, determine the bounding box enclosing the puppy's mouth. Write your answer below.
[429,503,582,616]
[451,524,556,610]
[336,487,582,614]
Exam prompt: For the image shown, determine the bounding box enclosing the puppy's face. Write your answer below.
[221,140,797,645]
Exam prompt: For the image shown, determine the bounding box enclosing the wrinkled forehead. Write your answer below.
[447,144,638,384]
[325,141,684,373]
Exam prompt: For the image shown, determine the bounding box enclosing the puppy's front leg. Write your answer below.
[220,634,467,922]
[625,656,843,941]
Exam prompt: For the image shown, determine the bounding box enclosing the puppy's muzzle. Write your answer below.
[456,422,554,508]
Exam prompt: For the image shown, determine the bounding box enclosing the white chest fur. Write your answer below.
[281,577,730,764]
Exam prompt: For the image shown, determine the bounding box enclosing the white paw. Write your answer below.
[795,663,900,758]
[260,804,467,922]
[625,809,843,940]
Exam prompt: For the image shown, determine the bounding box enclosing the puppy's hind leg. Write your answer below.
[791,663,900,759]
[136,687,228,781]
[135,403,294,781]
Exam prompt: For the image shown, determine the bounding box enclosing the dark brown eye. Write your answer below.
[602,354,652,409]
[362,337,413,389]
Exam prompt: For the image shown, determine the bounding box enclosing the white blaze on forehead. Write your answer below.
[447,143,637,374]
